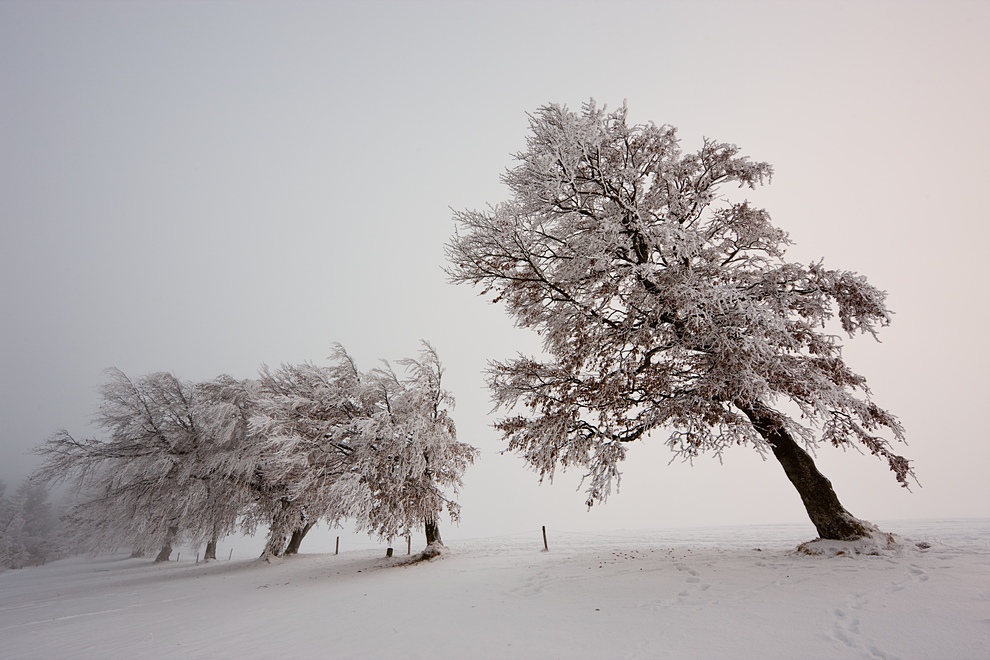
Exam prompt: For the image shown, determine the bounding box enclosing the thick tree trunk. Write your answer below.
[738,401,872,541]
[283,522,314,556]
[261,502,289,559]
[204,537,218,561]
[262,534,287,559]
[154,526,178,563]
[425,518,443,547]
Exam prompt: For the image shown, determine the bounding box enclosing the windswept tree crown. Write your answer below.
[447,100,910,507]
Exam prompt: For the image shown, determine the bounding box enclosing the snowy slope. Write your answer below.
[1,520,988,660]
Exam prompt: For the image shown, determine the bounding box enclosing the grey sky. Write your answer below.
[2,0,988,538]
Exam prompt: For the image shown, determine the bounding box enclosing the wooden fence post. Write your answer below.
[228,548,233,561]
[335,536,340,555]
[542,525,549,552]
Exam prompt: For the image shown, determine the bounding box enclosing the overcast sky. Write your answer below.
[2,0,988,540]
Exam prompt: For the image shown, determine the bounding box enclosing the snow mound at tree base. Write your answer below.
[795,524,930,557]
[395,542,449,565]
[415,542,448,561]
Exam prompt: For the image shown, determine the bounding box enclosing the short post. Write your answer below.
[386,547,393,558]
[228,548,233,561]
[176,553,180,562]
[407,536,411,555]
[542,525,549,552]
[196,552,199,565]
[335,536,340,555]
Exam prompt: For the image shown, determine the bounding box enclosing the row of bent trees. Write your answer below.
[36,100,915,556]
[33,343,478,561]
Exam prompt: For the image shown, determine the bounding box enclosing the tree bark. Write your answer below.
[283,522,314,556]
[261,500,291,559]
[738,401,872,541]
[154,526,178,563]
[204,536,218,561]
[415,518,446,559]
[263,534,287,559]
[424,518,443,546]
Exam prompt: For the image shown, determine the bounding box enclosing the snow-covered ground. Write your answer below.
[1,519,987,660]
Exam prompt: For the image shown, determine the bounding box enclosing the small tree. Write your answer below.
[447,100,912,541]
[0,480,28,569]
[0,479,64,569]
[12,481,61,566]
[356,342,480,555]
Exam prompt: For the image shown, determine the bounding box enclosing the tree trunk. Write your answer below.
[283,522,314,556]
[262,534,286,559]
[738,401,872,541]
[416,518,445,559]
[204,537,217,561]
[424,518,443,546]
[261,499,294,559]
[154,526,178,563]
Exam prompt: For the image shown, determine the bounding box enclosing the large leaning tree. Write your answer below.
[446,100,912,541]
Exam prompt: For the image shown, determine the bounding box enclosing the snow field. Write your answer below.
[1,520,988,659]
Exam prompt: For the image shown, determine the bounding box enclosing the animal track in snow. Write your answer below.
[828,590,902,660]
[831,607,860,647]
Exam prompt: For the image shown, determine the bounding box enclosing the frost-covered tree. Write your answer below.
[35,369,253,561]
[36,345,476,562]
[0,480,28,570]
[248,353,366,558]
[447,100,911,541]
[355,343,479,555]
[249,343,478,557]
[0,479,64,569]
[191,375,261,560]
[12,481,61,566]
